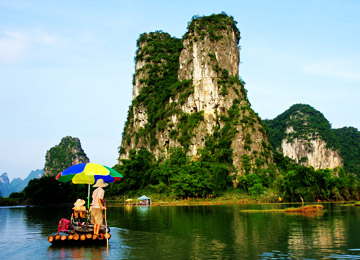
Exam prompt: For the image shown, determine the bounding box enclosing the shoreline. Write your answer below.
[1,196,357,207]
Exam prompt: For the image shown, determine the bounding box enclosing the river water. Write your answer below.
[1,203,360,259]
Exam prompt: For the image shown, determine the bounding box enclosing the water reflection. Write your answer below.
[48,246,109,259]
[107,204,360,259]
[24,206,72,235]
[136,206,150,215]
[1,204,360,259]
[232,204,360,259]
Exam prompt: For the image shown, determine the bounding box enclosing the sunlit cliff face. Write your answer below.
[281,127,343,170]
[119,15,273,180]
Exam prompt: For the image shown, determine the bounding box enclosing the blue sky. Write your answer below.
[1,0,359,180]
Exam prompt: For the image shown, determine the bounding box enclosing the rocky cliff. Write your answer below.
[281,133,342,170]
[264,104,343,170]
[44,136,89,177]
[119,14,273,181]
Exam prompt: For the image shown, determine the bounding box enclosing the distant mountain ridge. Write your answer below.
[0,170,43,197]
[264,104,360,175]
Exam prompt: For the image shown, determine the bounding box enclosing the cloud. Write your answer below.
[302,60,360,80]
[0,29,69,64]
[33,29,65,46]
[0,31,27,63]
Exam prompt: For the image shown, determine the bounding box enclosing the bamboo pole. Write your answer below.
[105,207,109,248]
[73,234,79,241]
[80,234,86,241]
[98,233,104,240]
[48,235,54,243]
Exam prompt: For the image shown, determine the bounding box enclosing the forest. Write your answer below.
[6,147,359,206]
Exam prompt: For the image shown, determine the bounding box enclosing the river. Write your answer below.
[1,203,360,259]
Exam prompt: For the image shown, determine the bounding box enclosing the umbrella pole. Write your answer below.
[87,176,91,209]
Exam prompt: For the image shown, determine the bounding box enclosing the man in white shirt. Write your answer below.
[91,179,107,236]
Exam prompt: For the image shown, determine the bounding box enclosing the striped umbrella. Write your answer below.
[56,163,123,208]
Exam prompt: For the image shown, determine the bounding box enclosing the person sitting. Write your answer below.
[72,199,87,219]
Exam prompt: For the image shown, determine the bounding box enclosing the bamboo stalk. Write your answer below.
[48,235,54,243]
[98,233,104,240]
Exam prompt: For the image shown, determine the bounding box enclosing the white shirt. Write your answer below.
[91,187,104,208]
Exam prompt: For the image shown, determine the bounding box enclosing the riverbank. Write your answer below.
[105,190,279,207]
[105,190,353,207]
[0,197,30,206]
[1,190,357,207]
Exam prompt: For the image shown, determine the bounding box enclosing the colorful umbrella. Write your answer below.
[56,163,123,208]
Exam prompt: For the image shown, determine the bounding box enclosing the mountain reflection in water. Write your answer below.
[0,203,360,259]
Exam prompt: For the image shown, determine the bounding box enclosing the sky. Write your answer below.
[1,0,359,181]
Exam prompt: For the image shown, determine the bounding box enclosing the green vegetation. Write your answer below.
[44,136,88,177]
[121,31,200,151]
[264,104,360,176]
[5,176,89,205]
[187,12,240,43]
[113,147,360,203]
[120,13,262,198]
[9,149,360,205]
[112,147,231,199]
[235,151,360,203]
[263,104,338,150]
[334,127,360,176]
[275,152,360,202]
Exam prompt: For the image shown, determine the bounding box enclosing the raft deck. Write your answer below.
[48,223,111,244]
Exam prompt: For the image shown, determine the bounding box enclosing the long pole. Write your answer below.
[105,207,109,248]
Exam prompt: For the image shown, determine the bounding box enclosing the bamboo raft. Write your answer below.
[240,204,324,213]
[48,212,111,245]
[48,223,111,244]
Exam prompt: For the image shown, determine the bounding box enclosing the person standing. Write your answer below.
[91,179,107,235]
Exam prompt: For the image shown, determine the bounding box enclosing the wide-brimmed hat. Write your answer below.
[74,199,85,206]
[93,179,108,188]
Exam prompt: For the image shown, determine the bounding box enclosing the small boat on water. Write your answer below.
[48,215,111,244]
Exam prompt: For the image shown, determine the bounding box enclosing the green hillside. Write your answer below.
[264,104,360,176]
[334,127,360,176]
